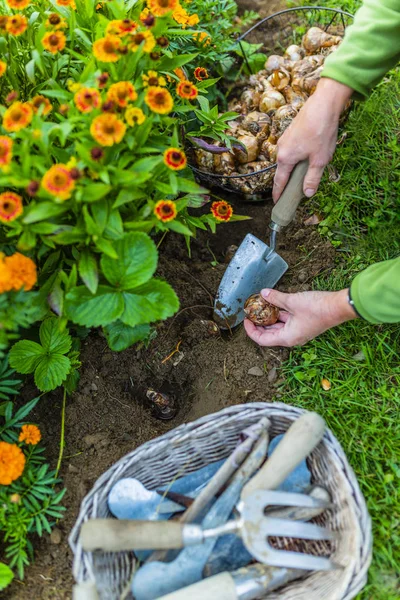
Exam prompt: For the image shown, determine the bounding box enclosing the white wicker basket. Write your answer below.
[69,403,372,600]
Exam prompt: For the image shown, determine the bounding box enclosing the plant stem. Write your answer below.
[54,387,67,480]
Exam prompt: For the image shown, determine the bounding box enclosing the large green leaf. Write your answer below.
[101,232,157,290]
[9,340,45,374]
[120,280,179,327]
[22,202,69,224]
[39,318,72,354]
[34,354,71,392]
[78,250,99,294]
[0,563,14,591]
[103,322,150,352]
[65,285,124,327]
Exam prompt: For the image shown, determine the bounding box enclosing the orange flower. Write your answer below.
[3,102,33,132]
[211,200,233,222]
[164,148,187,170]
[0,192,23,223]
[142,70,166,87]
[0,442,25,485]
[107,82,137,108]
[56,0,76,8]
[45,13,68,29]
[90,114,126,146]
[145,86,173,114]
[93,35,121,62]
[30,95,53,116]
[147,0,178,16]
[1,253,37,292]
[193,31,210,45]
[140,8,155,26]
[0,61,6,77]
[106,19,137,36]
[19,424,41,445]
[42,164,75,200]
[6,14,28,36]
[154,200,177,222]
[125,107,146,127]
[74,87,101,113]
[176,79,198,100]
[172,4,198,27]
[6,0,30,8]
[0,137,13,169]
[194,67,208,81]
[129,30,156,53]
[42,31,66,54]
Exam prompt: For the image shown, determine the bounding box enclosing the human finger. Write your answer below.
[261,289,292,311]
[303,165,325,198]
[272,162,295,203]
[244,319,288,347]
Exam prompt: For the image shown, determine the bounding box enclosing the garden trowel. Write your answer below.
[214,160,309,328]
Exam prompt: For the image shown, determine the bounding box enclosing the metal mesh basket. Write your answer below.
[69,403,372,600]
[189,6,354,196]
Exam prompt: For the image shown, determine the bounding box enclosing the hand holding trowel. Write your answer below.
[214,160,309,328]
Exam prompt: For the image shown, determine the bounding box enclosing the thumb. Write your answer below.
[303,165,325,198]
[261,288,291,311]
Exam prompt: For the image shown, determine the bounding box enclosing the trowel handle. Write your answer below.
[241,412,325,499]
[155,572,238,600]
[271,160,309,228]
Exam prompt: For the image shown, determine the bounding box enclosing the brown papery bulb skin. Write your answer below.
[244,293,279,326]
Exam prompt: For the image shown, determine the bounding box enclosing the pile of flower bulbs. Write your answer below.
[193,27,345,195]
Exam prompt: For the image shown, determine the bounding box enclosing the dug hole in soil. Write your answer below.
[4,192,336,599]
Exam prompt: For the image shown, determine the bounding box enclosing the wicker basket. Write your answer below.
[69,403,372,600]
[188,6,354,196]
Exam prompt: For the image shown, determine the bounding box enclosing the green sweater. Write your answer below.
[321,0,400,324]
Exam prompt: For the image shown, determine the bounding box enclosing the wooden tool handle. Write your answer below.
[80,519,186,552]
[241,412,325,499]
[155,573,237,600]
[72,582,100,600]
[271,160,309,228]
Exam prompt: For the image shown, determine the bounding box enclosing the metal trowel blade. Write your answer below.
[214,233,287,329]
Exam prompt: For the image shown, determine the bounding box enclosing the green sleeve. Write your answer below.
[350,257,400,323]
[322,0,400,97]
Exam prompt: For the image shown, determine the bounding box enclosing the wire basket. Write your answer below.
[69,403,372,600]
[188,6,354,197]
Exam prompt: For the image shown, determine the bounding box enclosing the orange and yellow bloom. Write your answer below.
[211,200,233,222]
[3,102,33,132]
[194,67,209,81]
[176,79,198,100]
[93,35,121,62]
[154,200,177,222]
[172,3,199,27]
[74,88,102,113]
[193,31,211,45]
[129,30,156,53]
[45,13,68,30]
[125,107,146,127]
[0,252,37,293]
[42,164,75,200]
[90,114,126,146]
[145,86,173,114]
[106,19,137,36]
[0,137,13,169]
[142,70,166,87]
[0,61,6,77]
[0,192,23,223]
[42,31,66,54]
[19,424,41,445]
[164,148,187,171]
[6,0,31,8]
[107,82,137,108]
[147,0,178,17]
[56,0,76,8]
[0,442,26,485]
[30,95,53,115]
[6,14,28,36]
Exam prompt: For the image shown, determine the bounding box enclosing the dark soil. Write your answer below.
[4,192,336,600]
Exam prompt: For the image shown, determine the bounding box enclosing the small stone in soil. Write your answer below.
[50,528,62,545]
[91,382,98,391]
[297,270,308,283]
[267,367,278,383]
[68,463,79,474]
[248,366,264,377]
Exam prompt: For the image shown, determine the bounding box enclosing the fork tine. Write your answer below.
[257,550,339,571]
[261,517,337,540]
[261,490,331,509]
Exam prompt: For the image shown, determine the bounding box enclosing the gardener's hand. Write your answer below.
[272,78,353,202]
[244,288,358,347]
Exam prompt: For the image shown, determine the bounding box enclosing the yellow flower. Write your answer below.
[19,424,41,445]
[0,192,23,223]
[67,79,82,93]
[142,70,166,87]
[106,19,137,36]
[90,114,126,146]
[125,107,146,126]
[6,0,30,10]
[0,442,25,485]
[164,148,187,170]
[147,0,179,17]
[6,14,28,36]
[56,0,76,8]
[42,164,75,200]
[45,13,68,30]
[3,102,33,132]
[74,87,102,113]
[193,31,211,45]
[93,35,122,62]
[0,136,13,169]
[42,31,66,54]
[154,200,177,222]
[176,79,198,99]
[30,95,53,115]
[129,30,156,53]
[0,61,7,77]
[107,81,137,108]
[145,86,173,114]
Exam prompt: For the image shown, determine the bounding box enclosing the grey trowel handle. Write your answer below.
[271,160,309,229]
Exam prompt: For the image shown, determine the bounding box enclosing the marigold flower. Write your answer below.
[211,200,233,222]
[176,79,198,100]
[129,30,156,53]
[194,67,208,81]
[19,424,41,445]
[125,107,146,127]
[74,87,102,113]
[56,0,76,8]
[3,102,33,132]
[0,137,13,169]
[30,95,53,115]
[1,252,37,292]
[154,200,177,222]
[142,70,166,87]
[42,164,75,200]
[93,35,121,62]
[147,0,178,16]
[164,148,187,171]
[42,31,66,54]
[187,13,199,26]
[106,19,137,36]
[6,0,30,10]
[90,114,126,146]
[107,81,137,108]
[172,4,198,27]
[145,86,173,114]
[193,31,210,45]
[0,192,23,223]
[6,14,28,36]
[0,441,26,485]
[0,61,6,78]
[46,13,68,30]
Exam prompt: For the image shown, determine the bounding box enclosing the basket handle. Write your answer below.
[271,160,309,229]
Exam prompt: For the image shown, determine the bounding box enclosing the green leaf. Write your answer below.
[100,232,157,290]
[103,322,150,352]
[120,280,179,327]
[9,341,45,374]
[78,250,98,294]
[166,220,193,236]
[81,183,112,203]
[65,285,124,327]
[177,178,208,194]
[22,202,69,224]
[158,53,198,71]
[34,354,71,392]
[0,563,14,591]
[39,318,72,354]
[95,237,118,258]
[112,189,145,209]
